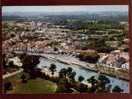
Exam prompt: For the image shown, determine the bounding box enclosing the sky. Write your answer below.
[2,5,128,13]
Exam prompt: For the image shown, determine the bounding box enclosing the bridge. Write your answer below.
[3,47,59,55]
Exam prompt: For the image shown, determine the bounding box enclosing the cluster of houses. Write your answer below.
[98,50,129,70]
[2,21,129,72]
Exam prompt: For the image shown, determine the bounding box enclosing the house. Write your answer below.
[121,62,129,70]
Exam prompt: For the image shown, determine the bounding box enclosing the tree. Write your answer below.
[21,74,27,83]
[78,83,88,92]
[78,76,85,82]
[124,48,128,52]
[54,47,58,51]
[21,55,39,73]
[21,55,33,72]
[8,61,14,67]
[78,52,100,63]
[66,67,73,77]
[97,75,110,92]
[106,84,112,92]
[112,85,123,93]
[69,71,76,80]
[87,76,98,86]
[2,54,7,69]
[56,78,73,93]
[59,68,67,78]
[21,54,40,79]
[98,75,110,85]
[32,56,40,66]
[4,81,13,93]
[96,46,115,53]
[49,63,57,76]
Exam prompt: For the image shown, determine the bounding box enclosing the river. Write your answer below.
[37,56,129,93]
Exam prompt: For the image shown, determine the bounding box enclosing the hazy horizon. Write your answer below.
[2,5,128,14]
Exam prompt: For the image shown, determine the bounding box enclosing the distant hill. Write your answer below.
[2,11,128,22]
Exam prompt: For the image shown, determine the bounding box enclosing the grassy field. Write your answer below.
[4,73,57,94]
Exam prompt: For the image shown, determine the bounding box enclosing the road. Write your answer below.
[2,68,24,79]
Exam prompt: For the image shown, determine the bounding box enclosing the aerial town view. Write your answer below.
[2,5,129,93]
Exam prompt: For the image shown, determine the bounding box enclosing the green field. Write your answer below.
[4,73,57,94]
